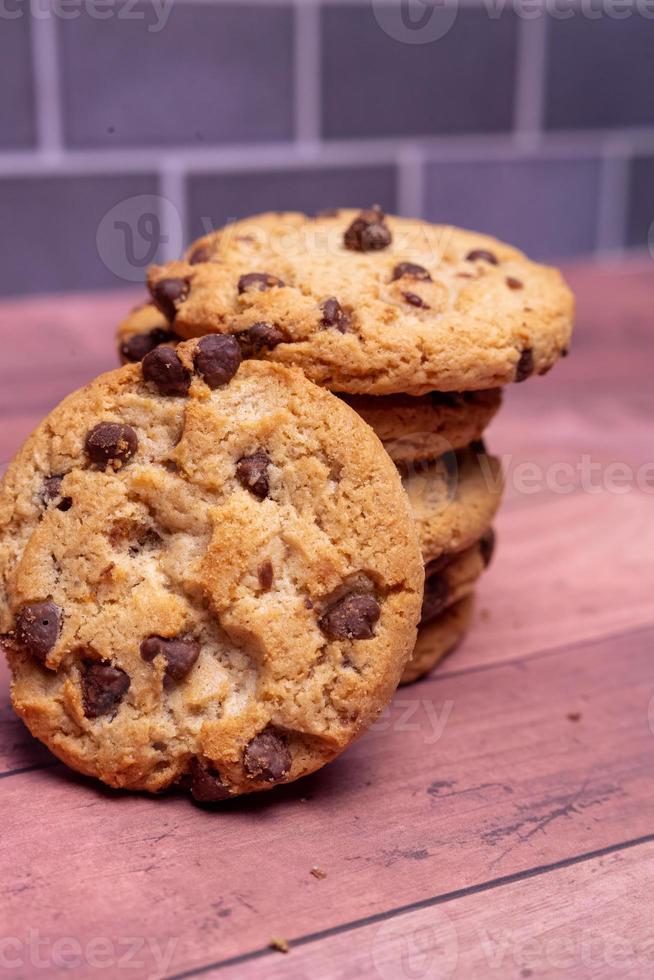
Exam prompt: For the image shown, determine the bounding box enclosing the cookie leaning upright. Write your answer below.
[145,207,574,395]
[0,338,423,799]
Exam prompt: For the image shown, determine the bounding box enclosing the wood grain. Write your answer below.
[223,841,654,979]
[1,626,653,977]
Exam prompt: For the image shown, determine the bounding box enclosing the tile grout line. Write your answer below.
[29,11,64,155]
[159,163,188,260]
[397,145,425,219]
[293,1,322,144]
[167,831,654,978]
[595,138,632,256]
[2,130,654,177]
[512,14,548,150]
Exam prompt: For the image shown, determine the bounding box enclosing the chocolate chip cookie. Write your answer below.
[117,301,179,364]
[145,208,574,395]
[342,389,501,466]
[116,307,501,467]
[419,529,493,627]
[401,596,475,685]
[0,343,424,798]
[404,445,503,563]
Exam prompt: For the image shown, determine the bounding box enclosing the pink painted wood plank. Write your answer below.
[452,489,654,673]
[0,626,652,977]
[225,841,654,979]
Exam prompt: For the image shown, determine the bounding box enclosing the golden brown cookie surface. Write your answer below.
[0,344,423,799]
[401,595,475,685]
[116,307,502,467]
[145,209,574,395]
[404,446,504,563]
[342,389,501,466]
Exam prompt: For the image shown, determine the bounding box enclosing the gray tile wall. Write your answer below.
[1,1,653,296]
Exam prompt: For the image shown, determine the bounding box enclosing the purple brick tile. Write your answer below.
[188,166,397,239]
[58,4,293,148]
[546,16,654,130]
[0,17,35,148]
[0,174,160,296]
[626,156,654,250]
[321,6,517,139]
[423,156,601,259]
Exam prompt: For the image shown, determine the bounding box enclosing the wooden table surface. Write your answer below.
[1,259,653,979]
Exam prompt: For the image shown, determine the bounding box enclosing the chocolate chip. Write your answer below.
[344,206,392,252]
[258,561,274,590]
[480,528,496,569]
[140,636,200,684]
[149,277,189,321]
[320,298,349,332]
[85,423,138,470]
[424,553,452,577]
[120,328,177,364]
[561,347,569,358]
[81,660,130,718]
[466,249,498,265]
[142,347,191,397]
[187,758,231,802]
[506,276,523,290]
[243,730,291,782]
[16,601,61,664]
[188,243,214,265]
[421,574,449,625]
[319,593,381,640]
[238,322,285,355]
[429,392,462,409]
[402,291,430,309]
[516,348,534,382]
[391,262,432,282]
[238,272,285,294]
[236,452,271,500]
[193,334,242,388]
[41,475,72,512]
[470,439,487,455]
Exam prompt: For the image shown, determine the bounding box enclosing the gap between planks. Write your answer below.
[213,840,654,980]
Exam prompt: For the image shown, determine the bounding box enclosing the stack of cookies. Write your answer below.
[118,208,573,684]
[0,207,573,802]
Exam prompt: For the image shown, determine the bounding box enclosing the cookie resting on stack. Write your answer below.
[0,346,424,798]
[0,207,573,801]
[117,207,573,681]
